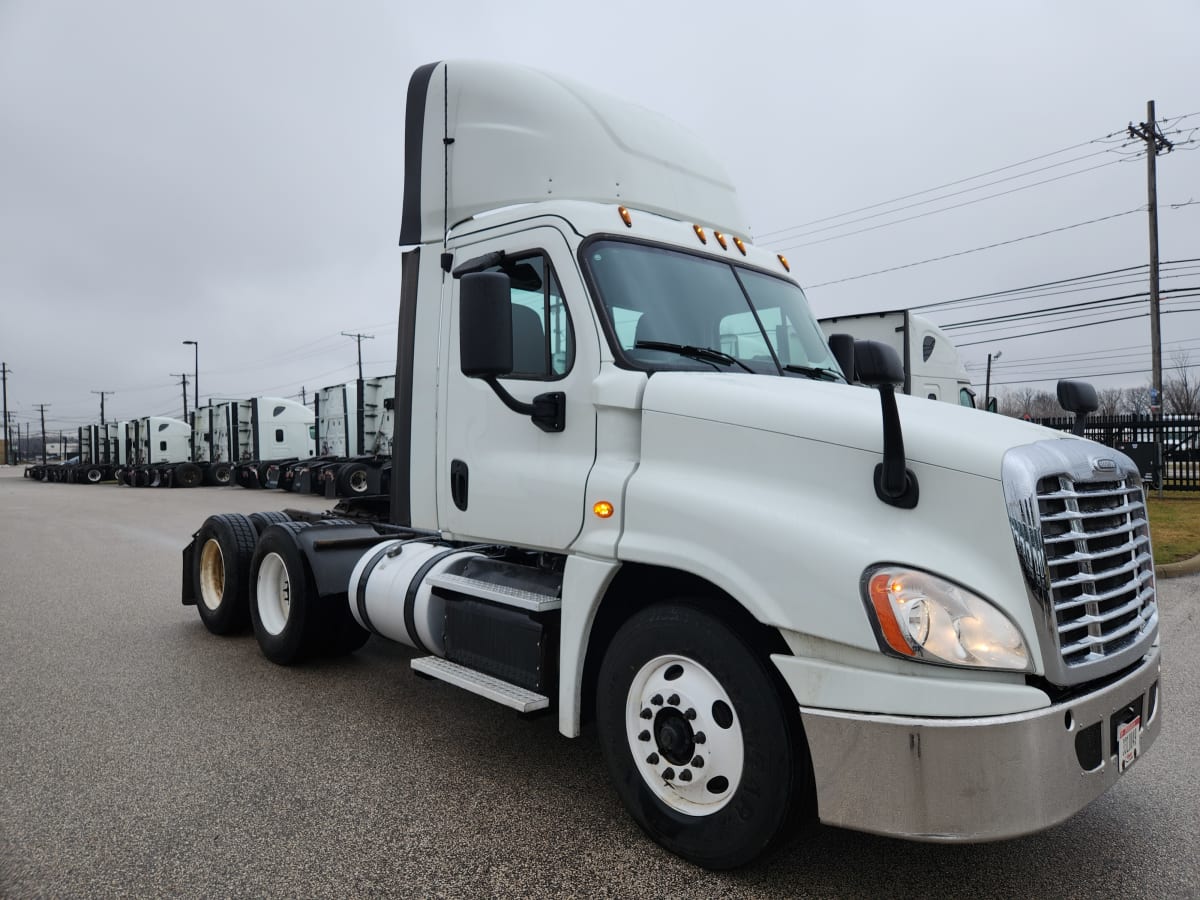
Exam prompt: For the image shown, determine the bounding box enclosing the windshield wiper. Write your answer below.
[634,341,755,373]
[783,363,843,382]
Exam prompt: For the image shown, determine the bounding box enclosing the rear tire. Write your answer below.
[85,467,103,484]
[250,524,319,665]
[210,461,233,486]
[336,462,371,496]
[192,513,258,635]
[248,510,291,534]
[175,462,203,488]
[596,602,812,870]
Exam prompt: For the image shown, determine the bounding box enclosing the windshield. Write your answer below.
[583,240,844,380]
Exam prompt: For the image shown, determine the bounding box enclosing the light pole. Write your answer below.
[182,340,199,410]
[984,351,1002,413]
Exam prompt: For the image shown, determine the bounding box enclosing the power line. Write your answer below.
[774,158,1128,251]
[805,207,1145,289]
[758,129,1129,239]
[956,304,1200,348]
[940,284,1200,331]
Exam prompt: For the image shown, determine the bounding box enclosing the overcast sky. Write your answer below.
[2,1,1198,437]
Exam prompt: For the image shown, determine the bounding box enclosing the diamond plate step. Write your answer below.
[411,657,550,713]
[425,572,561,612]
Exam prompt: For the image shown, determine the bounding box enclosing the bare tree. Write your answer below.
[1163,352,1200,415]
[1121,386,1151,416]
[999,387,1061,419]
[1096,388,1125,416]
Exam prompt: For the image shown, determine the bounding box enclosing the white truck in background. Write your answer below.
[282,375,395,497]
[819,309,976,407]
[179,60,1161,868]
[201,397,315,488]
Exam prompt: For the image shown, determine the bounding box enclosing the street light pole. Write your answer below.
[182,340,199,410]
[985,351,1002,413]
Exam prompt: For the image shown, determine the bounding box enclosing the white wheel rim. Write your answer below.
[257,552,291,636]
[87,469,101,483]
[198,539,225,612]
[349,470,368,492]
[625,654,744,816]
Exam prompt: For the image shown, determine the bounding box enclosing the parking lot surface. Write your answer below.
[2,465,1197,898]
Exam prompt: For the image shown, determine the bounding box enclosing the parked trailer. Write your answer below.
[819,309,977,407]
[179,60,1159,868]
[283,376,394,497]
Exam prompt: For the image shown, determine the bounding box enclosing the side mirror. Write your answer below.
[1057,379,1098,437]
[854,340,904,387]
[1057,379,1098,415]
[459,272,513,377]
[854,340,917,509]
[827,333,855,382]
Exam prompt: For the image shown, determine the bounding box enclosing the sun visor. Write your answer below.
[399,60,747,246]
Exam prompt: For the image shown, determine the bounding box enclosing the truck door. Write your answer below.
[441,227,598,550]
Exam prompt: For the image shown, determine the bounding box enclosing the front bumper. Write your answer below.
[797,644,1162,841]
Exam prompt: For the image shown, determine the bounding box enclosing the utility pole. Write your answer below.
[341,332,375,381]
[342,332,374,453]
[35,404,49,464]
[1,362,10,465]
[1128,101,1174,417]
[171,373,190,419]
[91,389,114,426]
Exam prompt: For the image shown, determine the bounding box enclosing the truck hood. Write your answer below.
[640,372,1073,479]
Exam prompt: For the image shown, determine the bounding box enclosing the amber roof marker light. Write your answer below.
[693,225,707,245]
[618,206,633,227]
[777,253,791,272]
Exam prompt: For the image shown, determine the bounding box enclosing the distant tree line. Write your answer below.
[997,352,1199,419]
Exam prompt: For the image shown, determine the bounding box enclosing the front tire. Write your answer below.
[596,602,812,869]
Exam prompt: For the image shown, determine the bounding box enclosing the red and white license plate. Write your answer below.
[1118,716,1142,771]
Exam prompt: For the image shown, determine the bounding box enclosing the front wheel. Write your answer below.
[596,602,812,869]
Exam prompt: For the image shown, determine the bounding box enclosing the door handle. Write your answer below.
[450,459,469,511]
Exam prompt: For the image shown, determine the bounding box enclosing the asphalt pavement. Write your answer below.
[1,465,1197,898]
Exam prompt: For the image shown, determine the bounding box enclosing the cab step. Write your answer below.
[425,572,561,612]
[411,656,550,713]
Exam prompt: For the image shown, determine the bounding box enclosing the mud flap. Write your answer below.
[181,538,197,605]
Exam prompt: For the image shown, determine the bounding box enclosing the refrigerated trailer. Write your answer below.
[180,60,1161,869]
[819,310,976,407]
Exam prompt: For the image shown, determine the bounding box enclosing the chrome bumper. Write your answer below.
[799,645,1162,841]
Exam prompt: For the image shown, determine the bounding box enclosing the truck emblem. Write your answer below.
[1094,458,1116,471]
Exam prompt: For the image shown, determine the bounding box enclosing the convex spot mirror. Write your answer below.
[459,271,514,378]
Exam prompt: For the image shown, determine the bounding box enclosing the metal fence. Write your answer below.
[1036,414,1200,492]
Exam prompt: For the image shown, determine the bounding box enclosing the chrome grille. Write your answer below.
[1003,441,1158,686]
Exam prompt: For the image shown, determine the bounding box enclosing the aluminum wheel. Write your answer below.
[256,551,291,636]
[198,538,225,612]
[625,654,744,816]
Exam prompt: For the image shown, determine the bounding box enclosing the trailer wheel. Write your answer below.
[249,525,320,665]
[208,461,232,486]
[85,467,103,484]
[175,463,203,488]
[192,513,257,635]
[336,462,371,496]
[596,602,812,870]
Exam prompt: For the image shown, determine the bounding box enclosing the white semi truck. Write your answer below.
[819,309,976,407]
[282,375,395,497]
[181,61,1161,868]
[197,397,315,489]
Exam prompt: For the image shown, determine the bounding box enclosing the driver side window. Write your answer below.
[483,254,574,379]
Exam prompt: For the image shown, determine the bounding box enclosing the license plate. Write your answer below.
[1118,716,1141,771]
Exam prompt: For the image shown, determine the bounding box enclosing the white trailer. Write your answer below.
[819,309,976,406]
[180,61,1160,868]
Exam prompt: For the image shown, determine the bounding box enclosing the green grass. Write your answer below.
[1146,495,1200,565]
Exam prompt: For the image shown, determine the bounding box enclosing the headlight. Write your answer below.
[862,566,1030,671]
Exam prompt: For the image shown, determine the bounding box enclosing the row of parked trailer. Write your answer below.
[24,376,396,499]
